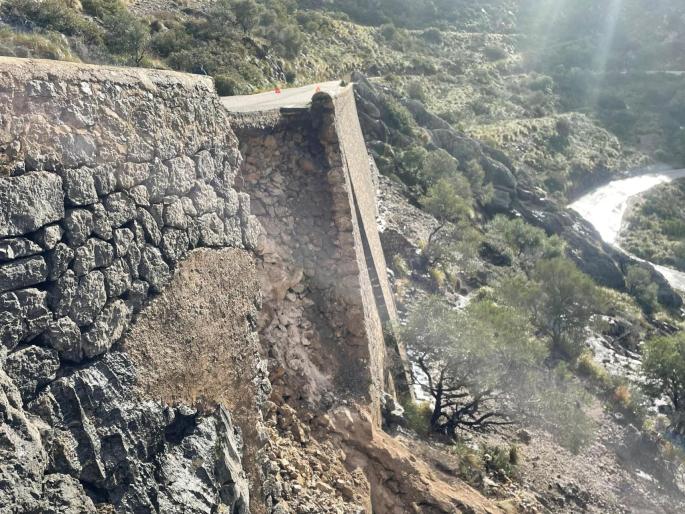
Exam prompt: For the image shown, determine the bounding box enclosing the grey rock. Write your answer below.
[117,162,150,190]
[32,224,63,250]
[148,203,164,228]
[145,160,170,203]
[81,300,130,358]
[104,192,136,228]
[189,181,220,215]
[63,209,93,247]
[0,256,48,293]
[0,291,24,349]
[166,156,196,195]
[42,317,82,362]
[194,150,216,181]
[222,188,240,217]
[138,245,170,293]
[28,352,250,513]
[47,243,74,281]
[126,242,142,279]
[0,364,47,513]
[48,270,77,318]
[225,217,243,247]
[15,288,52,340]
[113,228,134,257]
[73,238,114,276]
[62,168,98,206]
[69,271,107,327]
[136,207,162,245]
[129,184,150,206]
[5,345,60,401]
[187,218,200,248]
[0,171,64,237]
[126,279,149,312]
[103,258,132,298]
[481,156,517,190]
[242,215,262,251]
[92,164,117,196]
[198,213,225,247]
[91,203,113,240]
[181,196,198,217]
[41,473,96,513]
[0,237,42,261]
[58,133,97,168]
[160,228,189,262]
[163,198,187,229]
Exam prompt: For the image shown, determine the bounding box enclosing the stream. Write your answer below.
[570,168,685,293]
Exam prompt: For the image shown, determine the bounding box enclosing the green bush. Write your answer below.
[625,265,659,314]
[400,397,432,437]
[1,0,103,44]
[484,45,507,61]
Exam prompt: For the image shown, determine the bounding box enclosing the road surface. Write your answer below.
[221,81,345,113]
[570,168,685,292]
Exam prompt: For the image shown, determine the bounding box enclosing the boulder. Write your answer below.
[91,203,113,240]
[116,162,150,190]
[160,228,189,262]
[92,164,117,196]
[32,224,63,250]
[48,270,77,318]
[103,258,132,298]
[0,171,64,237]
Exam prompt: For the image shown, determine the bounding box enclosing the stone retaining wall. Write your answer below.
[0,58,256,513]
[230,88,410,423]
[0,57,259,362]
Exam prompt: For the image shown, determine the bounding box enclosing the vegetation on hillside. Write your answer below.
[620,180,685,273]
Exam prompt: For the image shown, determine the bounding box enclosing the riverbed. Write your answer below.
[569,168,685,292]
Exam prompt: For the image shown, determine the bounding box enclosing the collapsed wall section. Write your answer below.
[0,58,259,513]
[229,87,410,424]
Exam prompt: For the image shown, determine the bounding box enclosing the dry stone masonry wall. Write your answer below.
[0,58,257,513]
[230,89,410,425]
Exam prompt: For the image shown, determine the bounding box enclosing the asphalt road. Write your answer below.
[220,81,344,113]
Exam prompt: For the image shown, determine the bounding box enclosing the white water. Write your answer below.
[570,169,685,292]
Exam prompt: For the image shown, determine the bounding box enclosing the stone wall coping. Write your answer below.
[0,57,215,92]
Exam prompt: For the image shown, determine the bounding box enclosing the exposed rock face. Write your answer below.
[0,58,254,512]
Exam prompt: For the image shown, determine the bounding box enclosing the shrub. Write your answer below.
[421,27,443,45]
[642,333,685,434]
[392,254,411,277]
[482,444,519,478]
[484,45,507,61]
[429,266,446,289]
[214,74,241,96]
[401,397,432,437]
[625,265,659,314]
[1,0,103,44]
[406,80,428,103]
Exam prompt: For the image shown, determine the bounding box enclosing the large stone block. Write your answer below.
[0,171,64,237]
[0,256,48,293]
[62,168,98,206]
[69,271,107,327]
[0,237,42,262]
[138,245,170,292]
[81,300,130,359]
